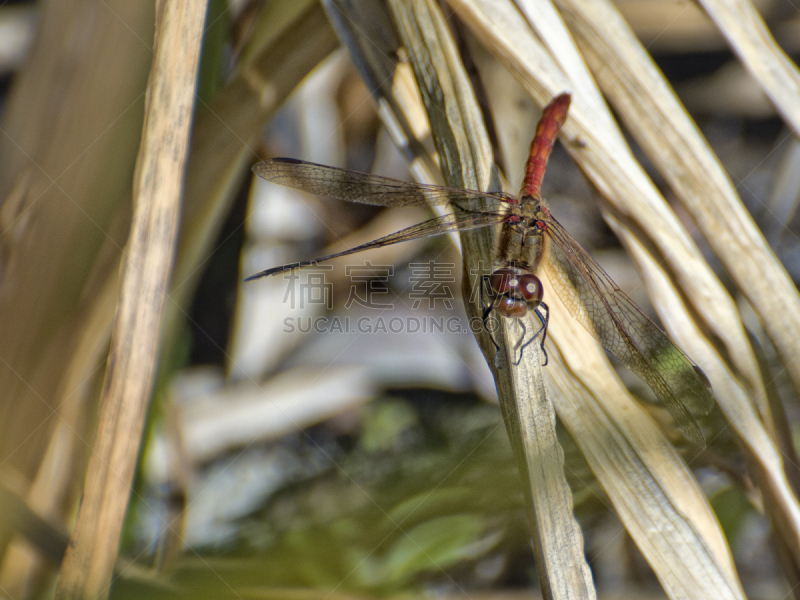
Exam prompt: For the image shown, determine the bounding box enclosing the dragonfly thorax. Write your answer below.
[488,266,543,318]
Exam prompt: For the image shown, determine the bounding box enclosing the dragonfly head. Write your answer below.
[488,267,543,317]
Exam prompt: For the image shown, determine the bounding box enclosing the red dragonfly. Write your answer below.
[247,93,714,444]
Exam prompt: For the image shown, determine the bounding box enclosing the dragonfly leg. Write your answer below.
[513,320,527,366]
[515,303,549,366]
[482,307,501,351]
[536,302,549,366]
[480,275,502,364]
[481,302,501,354]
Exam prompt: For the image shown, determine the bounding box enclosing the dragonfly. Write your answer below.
[246,93,714,444]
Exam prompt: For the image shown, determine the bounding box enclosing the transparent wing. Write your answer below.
[543,217,714,444]
[246,210,508,280]
[253,158,514,209]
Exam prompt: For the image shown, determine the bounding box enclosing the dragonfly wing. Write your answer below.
[246,210,508,280]
[253,158,512,209]
[543,218,714,444]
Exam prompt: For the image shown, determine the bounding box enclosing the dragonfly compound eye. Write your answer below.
[489,268,520,295]
[495,295,528,318]
[518,274,543,307]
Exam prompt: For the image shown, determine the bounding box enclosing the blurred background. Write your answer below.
[0,0,798,598]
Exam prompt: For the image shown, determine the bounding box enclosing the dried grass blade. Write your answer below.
[697,0,800,137]
[551,0,800,573]
[54,2,206,598]
[544,302,744,598]
[618,216,800,576]
[556,0,799,438]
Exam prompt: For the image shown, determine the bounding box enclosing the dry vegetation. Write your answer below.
[0,0,799,599]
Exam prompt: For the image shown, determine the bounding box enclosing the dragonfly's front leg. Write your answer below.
[514,303,550,366]
[480,274,503,367]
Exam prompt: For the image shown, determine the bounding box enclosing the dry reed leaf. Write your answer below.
[0,0,155,592]
[503,337,596,600]
[616,0,728,52]
[543,317,744,597]
[0,3,339,588]
[557,0,797,431]
[0,0,153,502]
[698,0,800,136]
[54,2,206,599]
[619,217,800,574]
[555,0,800,576]
[0,246,123,595]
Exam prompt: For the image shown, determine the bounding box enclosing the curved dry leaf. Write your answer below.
[546,0,800,576]
[620,219,800,578]
[544,314,743,598]
[555,0,797,438]
[56,2,207,597]
[697,0,800,137]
